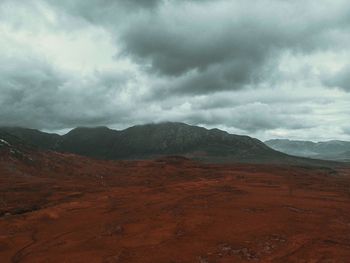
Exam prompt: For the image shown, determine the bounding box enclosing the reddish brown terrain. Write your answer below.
[1,145,350,262]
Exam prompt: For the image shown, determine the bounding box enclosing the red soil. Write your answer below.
[1,150,350,262]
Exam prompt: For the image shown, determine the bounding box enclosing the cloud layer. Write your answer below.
[0,0,350,140]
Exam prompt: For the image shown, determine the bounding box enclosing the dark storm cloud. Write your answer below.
[47,0,350,96]
[121,14,271,77]
[0,56,132,129]
[115,0,350,96]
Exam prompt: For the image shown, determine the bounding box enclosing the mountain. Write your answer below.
[0,123,343,166]
[265,139,350,162]
[105,122,279,161]
[58,126,120,158]
[0,130,39,164]
[0,127,60,150]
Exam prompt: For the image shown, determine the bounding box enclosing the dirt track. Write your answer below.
[1,154,350,262]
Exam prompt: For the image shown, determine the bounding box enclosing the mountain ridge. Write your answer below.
[266,139,350,162]
[0,122,344,166]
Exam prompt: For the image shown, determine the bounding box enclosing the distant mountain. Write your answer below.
[0,127,60,150]
[0,123,342,166]
[265,139,350,162]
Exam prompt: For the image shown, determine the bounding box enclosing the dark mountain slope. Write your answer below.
[0,130,39,163]
[59,126,120,158]
[0,127,60,150]
[111,122,276,160]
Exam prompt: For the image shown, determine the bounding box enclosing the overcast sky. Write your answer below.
[1,0,350,141]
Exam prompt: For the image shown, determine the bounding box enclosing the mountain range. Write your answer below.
[0,122,344,166]
[265,139,350,162]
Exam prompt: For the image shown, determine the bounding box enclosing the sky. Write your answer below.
[0,0,350,141]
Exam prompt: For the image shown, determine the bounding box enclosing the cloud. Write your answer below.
[145,60,261,98]
[47,0,162,26]
[0,53,137,129]
[324,65,350,91]
[184,102,314,133]
[117,0,350,93]
[0,0,350,141]
[343,126,350,135]
[16,0,350,96]
[0,0,146,129]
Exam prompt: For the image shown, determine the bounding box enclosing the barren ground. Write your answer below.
[1,152,350,262]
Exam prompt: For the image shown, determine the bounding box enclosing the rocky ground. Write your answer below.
[1,146,350,262]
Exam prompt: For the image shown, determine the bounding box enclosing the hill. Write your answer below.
[266,139,350,162]
[0,127,60,149]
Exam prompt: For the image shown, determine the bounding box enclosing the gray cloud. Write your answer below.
[0,55,134,129]
[324,65,350,91]
[48,0,162,26]
[147,60,263,98]
[343,126,350,135]
[43,0,350,95]
[180,102,315,133]
[114,0,350,96]
[0,0,350,141]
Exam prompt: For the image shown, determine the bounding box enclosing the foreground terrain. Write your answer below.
[1,145,350,262]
